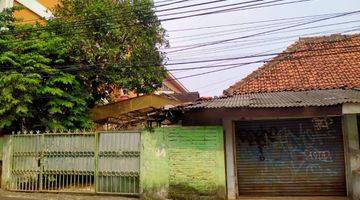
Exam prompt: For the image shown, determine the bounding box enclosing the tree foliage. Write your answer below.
[0,8,93,131]
[49,0,167,104]
[0,0,167,132]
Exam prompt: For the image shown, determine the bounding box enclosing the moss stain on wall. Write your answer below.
[140,127,226,200]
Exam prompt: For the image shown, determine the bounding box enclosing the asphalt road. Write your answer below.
[0,190,138,200]
[0,190,349,200]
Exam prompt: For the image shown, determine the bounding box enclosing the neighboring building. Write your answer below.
[0,0,55,22]
[0,0,199,130]
[91,71,199,130]
[149,34,360,199]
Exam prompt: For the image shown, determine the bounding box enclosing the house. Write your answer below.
[0,0,55,22]
[91,72,199,130]
[147,34,360,199]
[0,0,199,130]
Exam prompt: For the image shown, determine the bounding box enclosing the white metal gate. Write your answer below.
[9,131,140,195]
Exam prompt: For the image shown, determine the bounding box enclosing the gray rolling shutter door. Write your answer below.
[235,117,346,196]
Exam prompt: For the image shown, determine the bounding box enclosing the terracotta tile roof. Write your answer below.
[225,34,360,95]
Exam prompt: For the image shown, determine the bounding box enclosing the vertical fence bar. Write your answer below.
[10,136,14,190]
[9,131,140,195]
[39,134,44,190]
[94,132,99,193]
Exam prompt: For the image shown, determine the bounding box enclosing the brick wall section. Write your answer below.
[140,127,226,200]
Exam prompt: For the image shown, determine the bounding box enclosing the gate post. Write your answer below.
[39,134,45,190]
[94,132,99,193]
[2,135,13,190]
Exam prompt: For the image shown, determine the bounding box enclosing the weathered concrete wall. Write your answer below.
[1,136,11,189]
[223,119,237,200]
[0,136,5,161]
[343,114,360,199]
[140,126,226,200]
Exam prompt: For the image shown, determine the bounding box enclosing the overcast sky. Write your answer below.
[153,0,360,96]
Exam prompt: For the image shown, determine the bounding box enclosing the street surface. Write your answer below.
[0,190,137,200]
[0,190,349,200]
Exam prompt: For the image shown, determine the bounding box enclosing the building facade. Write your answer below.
[153,34,360,199]
[0,0,198,130]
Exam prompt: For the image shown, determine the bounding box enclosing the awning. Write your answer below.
[91,94,181,124]
[185,89,360,109]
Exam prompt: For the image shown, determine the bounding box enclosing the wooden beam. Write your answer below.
[182,106,342,126]
[91,94,180,122]
[343,103,360,114]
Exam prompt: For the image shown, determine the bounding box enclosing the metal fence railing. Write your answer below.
[9,131,140,196]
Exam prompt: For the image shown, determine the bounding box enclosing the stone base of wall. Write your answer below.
[169,184,225,200]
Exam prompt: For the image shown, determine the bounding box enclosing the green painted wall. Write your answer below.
[140,126,226,200]
[140,128,170,199]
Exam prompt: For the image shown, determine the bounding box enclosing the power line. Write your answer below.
[167,19,360,50]
[156,0,227,13]
[155,0,193,8]
[167,44,360,71]
[3,1,348,40]
[190,28,360,93]
[3,26,360,68]
[155,0,185,4]
[160,0,312,21]
[168,45,360,81]
[54,39,360,71]
[167,26,360,58]
[167,25,359,54]
[5,19,359,60]
[3,38,360,72]
[4,5,348,48]
[2,41,360,85]
[170,47,283,77]
[165,34,360,66]
[11,0,208,25]
[169,19,360,44]
[166,10,360,53]
[2,0,303,38]
[169,17,316,40]
[166,12,346,32]
[8,0,313,32]
[157,0,263,15]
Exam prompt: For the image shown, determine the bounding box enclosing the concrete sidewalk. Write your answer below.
[237,197,349,200]
[0,190,138,200]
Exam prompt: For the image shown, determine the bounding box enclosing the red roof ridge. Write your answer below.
[298,33,360,44]
[224,33,360,95]
[224,39,302,95]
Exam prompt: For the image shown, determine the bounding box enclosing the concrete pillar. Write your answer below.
[342,114,359,199]
[1,136,11,189]
[223,119,237,200]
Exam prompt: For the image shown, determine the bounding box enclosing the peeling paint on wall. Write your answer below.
[140,127,226,200]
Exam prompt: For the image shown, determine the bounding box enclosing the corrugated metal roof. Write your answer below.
[187,89,360,109]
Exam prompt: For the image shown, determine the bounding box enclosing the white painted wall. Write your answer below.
[0,0,13,11]
[0,0,53,19]
[16,0,53,19]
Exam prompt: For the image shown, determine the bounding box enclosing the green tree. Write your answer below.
[49,0,167,105]
[0,8,93,132]
[0,0,166,132]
